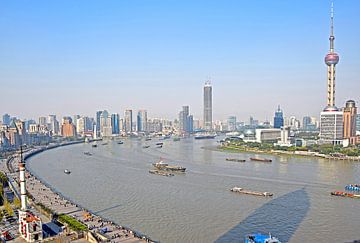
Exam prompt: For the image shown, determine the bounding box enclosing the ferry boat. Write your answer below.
[64,169,71,174]
[226,158,246,162]
[194,133,216,139]
[331,191,360,199]
[250,158,272,162]
[345,184,360,191]
[230,187,273,197]
[245,233,281,243]
[152,159,186,172]
[149,170,174,177]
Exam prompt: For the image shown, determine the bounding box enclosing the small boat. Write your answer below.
[149,170,174,177]
[143,145,150,148]
[226,158,246,162]
[84,152,93,156]
[117,141,124,144]
[145,138,152,141]
[92,144,97,148]
[331,191,360,199]
[64,169,71,174]
[102,143,108,145]
[345,184,360,191]
[250,157,272,162]
[156,142,164,146]
[194,133,216,139]
[173,137,180,142]
[230,187,273,197]
[156,145,163,148]
[245,233,281,243]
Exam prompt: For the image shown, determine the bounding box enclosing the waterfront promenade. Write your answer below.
[2,144,154,243]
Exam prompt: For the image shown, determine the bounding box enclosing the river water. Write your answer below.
[27,138,360,243]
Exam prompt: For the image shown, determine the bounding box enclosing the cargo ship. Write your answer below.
[250,157,272,162]
[152,159,186,172]
[226,158,246,162]
[230,187,273,197]
[245,233,281,243]
[331,191,360,199]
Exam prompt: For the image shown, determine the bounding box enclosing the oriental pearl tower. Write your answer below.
[324,2,340,112]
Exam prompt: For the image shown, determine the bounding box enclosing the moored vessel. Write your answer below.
[194,133,216,139]
[230,187,273,197]
[250,157,272,162]
[245,233,281,243]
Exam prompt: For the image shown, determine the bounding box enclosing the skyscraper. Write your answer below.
[320,3,343,145]
[343,100,357,143]
[227,116,237,131]
[273,106,284,128]
[124,110,133,133]
[111,113,120,134]
[96,111,103,137]
[356,114,360,132]
[179,106,193,133]
[203,81,212,131]
[137,110,147,132]
[2,114,10,126]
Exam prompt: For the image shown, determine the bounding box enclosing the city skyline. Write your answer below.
[1,1,360,121]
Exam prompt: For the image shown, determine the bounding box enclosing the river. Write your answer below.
[27,138,360,243]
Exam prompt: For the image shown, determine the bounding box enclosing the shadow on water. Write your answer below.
[94,204,122,214]
[215,188,310,243]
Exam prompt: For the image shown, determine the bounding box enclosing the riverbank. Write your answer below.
[6,141,155,242]
[206,145,360,161]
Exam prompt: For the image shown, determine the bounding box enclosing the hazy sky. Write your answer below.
[1,0,359,122]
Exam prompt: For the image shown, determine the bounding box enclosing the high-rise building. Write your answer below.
[343,100,357,144]
[2,114,10,126]
[61,117,76,137]
[137,110,147,132]
[178,106,193,133]
[38,116,47,126]
[227,116,237,131]
[203,81,212,131]
[124,110,133,133]
[273,106,284,128]
[100,110,112,137]
[48,115,59,135]
[357,114,360,132]
[111,113,120,134]
[303,116,312,129]
[96,111,103,137]
[320,3,343,145]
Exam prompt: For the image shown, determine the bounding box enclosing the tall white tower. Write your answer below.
[203,81,213,131]
[18,147,43,242]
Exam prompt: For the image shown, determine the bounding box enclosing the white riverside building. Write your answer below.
[320,110,343,145]
[255,128,281,143]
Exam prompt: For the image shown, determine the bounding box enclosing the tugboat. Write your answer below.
[64,169,71,174]
[152,159,186,172]
[245,233,281,243]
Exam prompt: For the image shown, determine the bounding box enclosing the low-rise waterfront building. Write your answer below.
[255,128,281,143]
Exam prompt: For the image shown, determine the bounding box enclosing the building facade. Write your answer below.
[203,81,212,131]
[273,106,284,128]
[137,110,147,132]
[124,110,133,133]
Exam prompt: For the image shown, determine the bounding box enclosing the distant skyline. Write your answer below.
[1,1,360,121]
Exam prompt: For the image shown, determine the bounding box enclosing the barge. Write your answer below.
[149,170,174,177]
[226,158,246,162]
[230,187,273,197]
[331,191,360,199]
[250,157,272,162]
[152,159,186,172]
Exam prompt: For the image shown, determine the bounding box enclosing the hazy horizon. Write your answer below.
[1,1,360,122]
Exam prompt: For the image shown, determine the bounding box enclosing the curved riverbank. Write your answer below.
[23,142,156,242]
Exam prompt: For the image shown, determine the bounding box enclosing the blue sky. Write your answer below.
[0,0,359,122]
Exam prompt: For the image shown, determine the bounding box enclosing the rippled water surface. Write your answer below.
[27,138,360,242]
